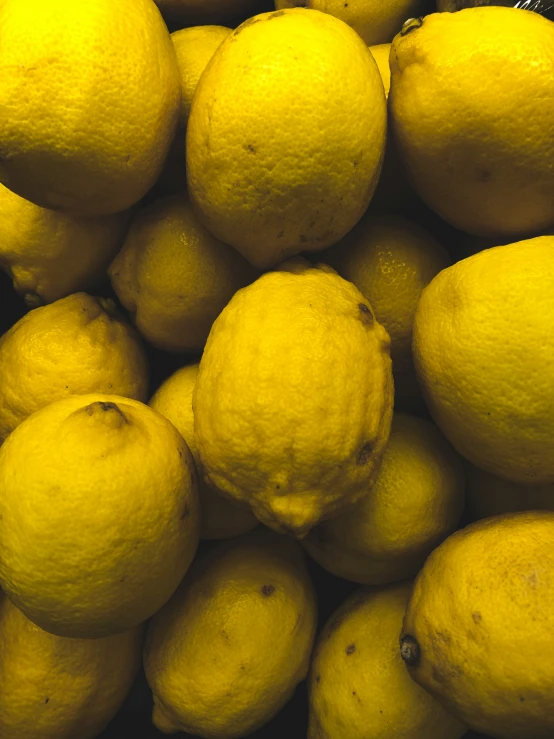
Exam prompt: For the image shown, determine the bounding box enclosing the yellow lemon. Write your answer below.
[186,7,387,268]
[109,192,259,353]
[0,184,131,307]
[0,293,149,443]
[144,527,317,738]
[0,0,180,216]
[308,580,466,739]
[0,592,143,739]
[193,259,393,537]
[389,7,554,239]
[303,413,465,584]
[466,463,554,522]
[412,236,554,485]
[0,393,200,638]
[156,25,232,194]
[149,362,259,539]
[275,0,432,45]
[317,213,450,411]
[400,511,554,738]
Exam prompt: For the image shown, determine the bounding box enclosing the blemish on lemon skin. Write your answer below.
[472,611,482,624]
[358,302,374,325]
[261,584,275,596]
[345,643,356,655]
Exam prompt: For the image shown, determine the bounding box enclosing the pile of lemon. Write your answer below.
[1,0,554,738]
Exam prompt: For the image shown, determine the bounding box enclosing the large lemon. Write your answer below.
[193,259,393,537]
[144,527,317,737]
[0,0,180,216]
[0,394,200,638]
[186,7,387,268]
[401,512,554,738]
[389,7,554,239]
[412,236,554,485]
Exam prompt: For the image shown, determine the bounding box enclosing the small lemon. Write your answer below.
[0,592,143,739]
[400,511,554,738]
[308,580,466,739]
[149,362,259,539]
[466,463,554,522]
[0,393,200,638]
[193,259,393,537]
[303,413,465,584]
[0,293,149,443]
[186,7,387,268]
[317,212,450,411]
[0,0,180,216]
[144,527,317,738]
[0,184,131,306]
[412,236,554,484]
[390,7,554,239]
[109,191,259,353]
[275,0,432,45]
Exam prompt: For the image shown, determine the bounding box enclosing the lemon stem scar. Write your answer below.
[400,17,424,36]
[399,633,420,666]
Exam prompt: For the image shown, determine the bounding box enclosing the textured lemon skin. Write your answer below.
[317,213,449,411]
[0,293,149,443]
[149,363,259,539]
[275,0,431,46]
[109,192,259,353]
[0,393,200,638]
[402,512,554,739]
[303,413,465,584]
[308,581,466,739]
[465,463,554,522]
[0,184,130,305]
[186,7,387,268]
[0,0,181,216]
[0,593,143,739]
[144,527,317,738]
[390,7,554,239]
[193,261,393,538]
[412,236,554,485]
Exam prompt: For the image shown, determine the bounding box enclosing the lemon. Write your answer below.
[466,463,554,521]
[193,259,393,537]
[0,293,149,444]
[186,7,387,268]
[149,362,259,539]
[400,511,554,738]
[0,0,180,216]
[144,527,317,738]
[317,213,450,411]
[412,236,554,485]
[0,592,143,739]
[389,7,554,239]
[308,580,466,739]
[303,413,465,584]
[275,0,432,45]
[156,25,232,194]
[0,184,131,307]
[109,192,259,353]
[0,393,200,638]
